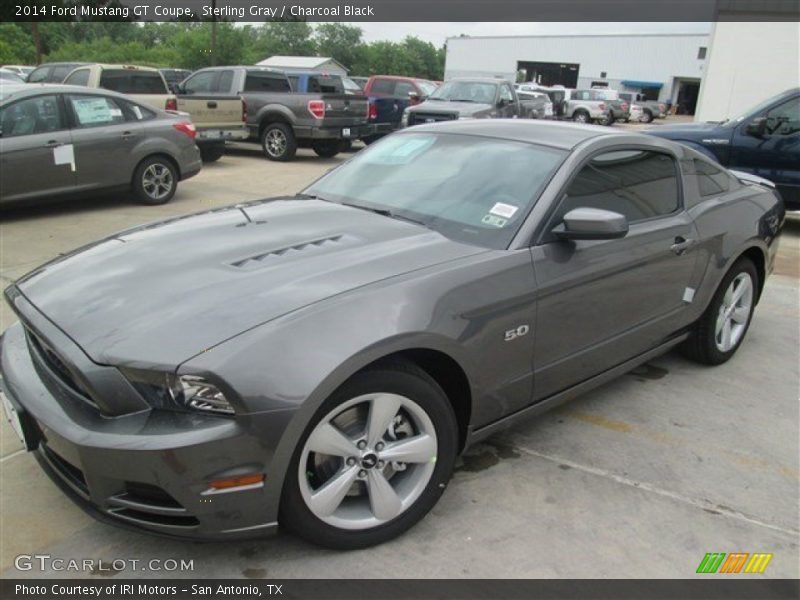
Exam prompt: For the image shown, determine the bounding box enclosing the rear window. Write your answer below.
[99,70,167,94]
[370,79,395,95]
[308,75,344,94]
[244,72,291,93]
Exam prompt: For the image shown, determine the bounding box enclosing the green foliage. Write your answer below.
[0,21,445,80]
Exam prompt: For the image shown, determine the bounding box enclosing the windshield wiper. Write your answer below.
[340,202,431,230]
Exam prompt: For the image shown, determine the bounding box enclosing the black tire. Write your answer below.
[572,110,590,124]
[261,122,297,162]
[312,141,340,159]
[131,156,178,205]
[339,139,354,153]
[598,113,614,126]
[641,110,653,124]
[280,359,458,550]
[199,144,225,163]
[681,258,758,365]
[362,134,384,146]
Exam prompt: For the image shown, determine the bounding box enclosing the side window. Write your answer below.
[26,66,49,83]
[394,81,416,97]
[764,97,800,136]
[121,100,156,121]
[244,72,291,92]
[692,159,730,197]
[64,68,90,86]
[371,79,396,95]
[0,95,64,137]
[288,75,299,91]
[556,150,680,224]
[500,85,514,102]
[216,70,234,93]
[67,95,126,128]
[183,71,218,95]
[51,65,74,82]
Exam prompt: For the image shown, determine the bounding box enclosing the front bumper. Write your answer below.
[0,319,287,541]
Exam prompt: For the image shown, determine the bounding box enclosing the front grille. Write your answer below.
[26,329,97,407]
[408,112,458,126]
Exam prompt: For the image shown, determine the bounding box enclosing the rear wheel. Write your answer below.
[573,110,590,124]
[132,156,177,205]
[280,360,458,549]
[312,141,341,158]
[641,110,654,124]
[681,258,758,365]
[597,113,614,126]
[199,144,225,163]
[261,123,297,162]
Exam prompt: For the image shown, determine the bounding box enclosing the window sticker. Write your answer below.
[481,214,507,228]
[489,202,518,219]
[72,97,115,125]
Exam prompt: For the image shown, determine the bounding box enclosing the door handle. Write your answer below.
[44,140,61,148]
[670,236,694,255]
[206,101,217,109]
[121,131,135,139]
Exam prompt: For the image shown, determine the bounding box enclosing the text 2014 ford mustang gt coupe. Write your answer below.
[0,121,784,549]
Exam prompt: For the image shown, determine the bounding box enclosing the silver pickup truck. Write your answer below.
[181,66,370,161]
[561,89,613,125]
[619,92,668,123]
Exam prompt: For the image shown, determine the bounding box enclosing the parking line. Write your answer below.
[0,448,26,463]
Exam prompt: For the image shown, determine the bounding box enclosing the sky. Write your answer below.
[353,22,712,45]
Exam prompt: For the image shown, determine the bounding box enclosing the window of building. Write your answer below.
[698,47,707,59]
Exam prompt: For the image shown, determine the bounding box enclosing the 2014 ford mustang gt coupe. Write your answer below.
[1,121,784,549]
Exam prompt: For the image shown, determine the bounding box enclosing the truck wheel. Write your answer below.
[312,141,340,159]
[261,123,297,162]
[199,144,225,163]
[132,156,178,205]
[597,113,614,126]
[339,140,354,153]
[641,110,653,124]
[573,111,590,124]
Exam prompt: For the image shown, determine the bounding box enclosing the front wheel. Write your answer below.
[681,258,758,365]
[572,111,590,124]
[597,113,614,126]
[280,360,458,549]
[641,110,653,124]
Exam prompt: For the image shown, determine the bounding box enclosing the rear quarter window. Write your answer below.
[64,69,90,86]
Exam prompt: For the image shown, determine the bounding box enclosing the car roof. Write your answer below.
[79,64,161,72]
[0,82,150,103]
[400,119,628,150]
[446,78,509,84]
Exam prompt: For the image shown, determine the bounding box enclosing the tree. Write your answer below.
[314,23,365,71]
[253,22,316,61]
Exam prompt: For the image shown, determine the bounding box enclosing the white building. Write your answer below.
[695,21,800,122]
[444,33,709,112]
[256,56,349,76]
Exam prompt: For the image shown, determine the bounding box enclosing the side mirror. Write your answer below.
[553,208,629,240]
[408,91,420,105]
[497,98,508,107]
[745,117,767,137]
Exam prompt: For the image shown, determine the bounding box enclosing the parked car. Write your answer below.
[619,92,667,123]
[2,65,34,78]
[181,66,370,161]
[647,87,800,209]
[26,62,90,84]
[561,89,613,125]
[402,78,539,127]
[517,83,569,118]
[160,68,192,94]
[515,90,554,119]
[172,70,250,162]
[591,88,631,123]
[1,120,782,549]
[361,75,439,142]
[0,84,201,206]
[0,69,25,83]
[62,64,177,113]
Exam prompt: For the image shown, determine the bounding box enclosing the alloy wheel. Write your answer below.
[298,393,438,530]
[715,272,753,352]
[266,129,287,158]
[141,164,173,201]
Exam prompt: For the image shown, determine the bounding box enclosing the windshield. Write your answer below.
[305,132,566,249]
[724,94,784,125]
[417,81,438,96]
[342,77,362,93]
[429,81,497,104]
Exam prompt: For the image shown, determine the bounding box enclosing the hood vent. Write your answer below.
[230,235,346,269]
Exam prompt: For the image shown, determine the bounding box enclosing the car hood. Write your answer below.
[646,122,729,140]
[411,100,493,116]
[15,199,486,366]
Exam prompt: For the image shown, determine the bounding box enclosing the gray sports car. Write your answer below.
[0,121,784,549]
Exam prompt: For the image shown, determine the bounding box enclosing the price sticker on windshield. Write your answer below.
[489,202,518,219]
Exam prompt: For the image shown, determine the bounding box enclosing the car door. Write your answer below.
[530,147,699,401]
[65,93,142,192]
[0,93,74,204]
[729,94,800,203]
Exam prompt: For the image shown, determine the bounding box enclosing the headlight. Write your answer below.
[121,368,235,416]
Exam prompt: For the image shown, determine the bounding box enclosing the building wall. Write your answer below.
[444,34,709,102]
[694,22,800,122]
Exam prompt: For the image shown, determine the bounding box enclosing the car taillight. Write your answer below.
[599,102,606,110]
[368,101,378,120]
[308,100,325,119]
[242,98,247,122]
[173,122,196,140]
[165,98,177,111]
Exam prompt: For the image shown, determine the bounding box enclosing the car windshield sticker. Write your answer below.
[481,214,507,228]
[365,135,435,165]
[72,97,115,125]
[489,202,518,219]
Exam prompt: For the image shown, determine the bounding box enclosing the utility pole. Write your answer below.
[210,0,217,66]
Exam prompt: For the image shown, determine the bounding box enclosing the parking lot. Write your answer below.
[1,131,798,579]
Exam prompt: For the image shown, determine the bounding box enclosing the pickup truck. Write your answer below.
[515,89,554,119]
[561,89,613,125]
[619,92,667,123]
[63,64,177,112]
[181,66,370,161]
[591,88,631,123]
[402,78,538,127]
[285,71,364,96]
[361,76,438,143]
[647,87,799,209]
